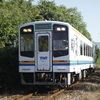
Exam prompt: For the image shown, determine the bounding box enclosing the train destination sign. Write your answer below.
[35,23,51,30]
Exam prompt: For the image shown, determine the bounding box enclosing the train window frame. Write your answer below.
[20,25,34,57]
[53,24,69,57]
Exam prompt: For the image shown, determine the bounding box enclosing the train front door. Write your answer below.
[35,32,52,72]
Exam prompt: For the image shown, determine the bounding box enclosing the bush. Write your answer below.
[0,47,20,87]
[95,47,100,67]
[96,58,100,66]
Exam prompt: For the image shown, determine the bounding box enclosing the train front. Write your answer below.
[19,21,69,86]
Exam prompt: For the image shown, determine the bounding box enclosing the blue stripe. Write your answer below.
[53,63,70,66]
[53,61,94,66]
[19,64,35,66]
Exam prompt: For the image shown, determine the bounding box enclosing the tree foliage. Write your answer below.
[0,0,41,48]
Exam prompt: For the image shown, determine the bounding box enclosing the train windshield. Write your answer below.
[20,25,34,57]
[53,24,68,57]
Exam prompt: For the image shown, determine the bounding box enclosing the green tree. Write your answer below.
[38,0,57,20]
[0,0,42,48]
[95,46,100,65]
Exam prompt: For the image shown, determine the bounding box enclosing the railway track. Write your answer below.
[0,82,87,100]
[44,89,64,100]
[0,68,99,100]
[10,88,64,100]
[6,81,80,100]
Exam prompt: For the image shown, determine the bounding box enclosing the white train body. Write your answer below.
[19,21,95,87]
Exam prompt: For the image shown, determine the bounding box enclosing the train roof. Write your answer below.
[20,21,70,27]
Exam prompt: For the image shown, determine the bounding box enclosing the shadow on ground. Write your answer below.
[71,67,100,92]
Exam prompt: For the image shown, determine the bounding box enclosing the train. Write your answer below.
[19,21,96,87]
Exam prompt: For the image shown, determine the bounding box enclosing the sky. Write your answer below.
[34,0,100,42]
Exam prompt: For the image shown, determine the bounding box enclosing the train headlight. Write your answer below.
[23,29,27,32]
[61,27,66,31]
[56,27,66,31]
[23,29,32,32]
[27,29,32,32]
[57,27,61,31]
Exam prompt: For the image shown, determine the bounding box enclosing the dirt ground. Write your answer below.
[56,67,100,100]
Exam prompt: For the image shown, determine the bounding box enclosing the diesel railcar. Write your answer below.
[19,21,95,87]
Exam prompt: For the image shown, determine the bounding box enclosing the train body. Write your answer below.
[19,21,95,87]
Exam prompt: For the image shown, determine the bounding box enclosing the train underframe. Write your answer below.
[21,67,95,88]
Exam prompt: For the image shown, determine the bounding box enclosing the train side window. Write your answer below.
[84,44,85,56]
[88,46,89,56]
[89,46,90,57]
[92,47,93,57]
[80,40,83,55]
[82,42,84,55]
[86,45,88,56]
[90,47,92,57]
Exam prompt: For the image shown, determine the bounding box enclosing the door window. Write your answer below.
[38,36,48,52]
